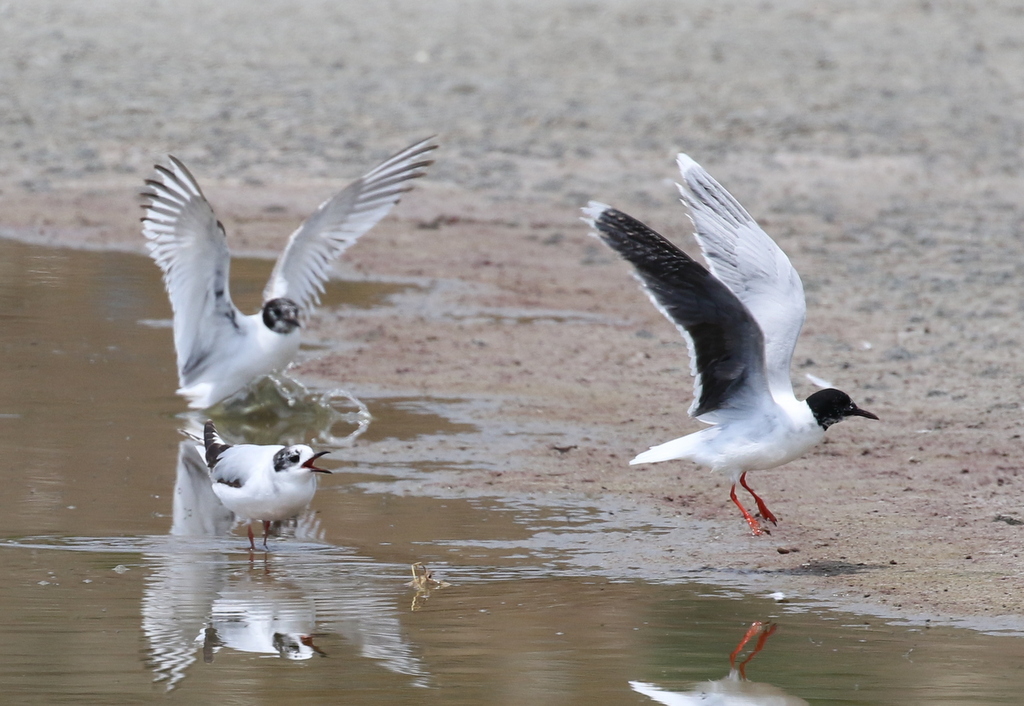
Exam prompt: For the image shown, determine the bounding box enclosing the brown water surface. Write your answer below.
[1,239,1023,704]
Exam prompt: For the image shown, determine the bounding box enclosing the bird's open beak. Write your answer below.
[302,451,332,473]
[851,407,879,420]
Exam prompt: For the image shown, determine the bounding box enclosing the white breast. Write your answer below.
[708,400,823,476]
[210,446,317,522]
[179,313,300,408]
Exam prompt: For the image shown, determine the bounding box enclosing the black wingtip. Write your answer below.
[584,200,765,420]
[152,164,177,181]
[410,135,440,152]
[146,155,206,201]
[203,420,232,469]
[586,205,701,275]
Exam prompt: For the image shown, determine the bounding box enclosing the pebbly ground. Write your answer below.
[4,0,1024,628]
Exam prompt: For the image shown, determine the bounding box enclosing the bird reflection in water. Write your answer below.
[171,437,236,537]
[143,438,429,690]
[631,621,809,706]
[199,565,326,662]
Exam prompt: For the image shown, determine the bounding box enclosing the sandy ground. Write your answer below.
[4,1,1024,626]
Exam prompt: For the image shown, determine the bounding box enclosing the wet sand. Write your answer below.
[3,1,1024,626]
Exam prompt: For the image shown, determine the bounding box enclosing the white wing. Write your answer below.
[141,157,244,386]
[263,136,438,315]
[210,445,278,489]
[676,154,806,402]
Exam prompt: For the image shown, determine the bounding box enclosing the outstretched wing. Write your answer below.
[141,157,244,386]
[583,202,772,420]
[676,154,806,402]
[263,136,438,315]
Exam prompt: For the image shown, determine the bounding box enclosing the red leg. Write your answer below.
[262,520,271,550]
[739,472,777,526]
[246,524,256,552]
[730,484,768,536]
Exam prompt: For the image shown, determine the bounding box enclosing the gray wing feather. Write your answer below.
[141,156,243,385]
[263,137,438,315]
[676,154,806,401]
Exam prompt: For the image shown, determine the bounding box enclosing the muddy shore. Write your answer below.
[4,1,1024,628]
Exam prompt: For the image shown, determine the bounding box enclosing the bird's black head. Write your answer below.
[806,388,879,430]
[262,297,301,334]
[273,446,304,472]
[272,445,331,474]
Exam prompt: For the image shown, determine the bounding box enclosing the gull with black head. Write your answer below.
[190,421,332,551]
[143,137,438,409]
[582,154,878,535]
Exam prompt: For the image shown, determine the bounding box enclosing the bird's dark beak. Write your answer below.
[302,451,332,473]
[851,407,879,421]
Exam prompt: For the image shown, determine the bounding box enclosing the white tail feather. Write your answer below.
[630,434,700,465]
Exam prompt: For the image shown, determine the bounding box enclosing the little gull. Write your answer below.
[187,421,331,550]
[582,154,877,535]
[143,137,437,409]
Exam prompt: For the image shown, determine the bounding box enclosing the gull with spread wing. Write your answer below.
[582,155,877,535]
[143,137,437,409]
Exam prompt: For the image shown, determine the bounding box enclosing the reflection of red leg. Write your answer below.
[247,524,256,552]
[728,621,766,669]
[301,635,327,657]
[730,484,768,536]
[728,622,778,679]
[737,622,778,679]
[739,472,777,525]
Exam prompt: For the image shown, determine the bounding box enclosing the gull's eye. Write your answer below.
[290,451,300,464]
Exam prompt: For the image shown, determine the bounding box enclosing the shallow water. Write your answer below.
[1,238,1023,704]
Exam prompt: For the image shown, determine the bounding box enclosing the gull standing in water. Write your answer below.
[582,155,877,535]
[143,137,437,409]
[189,421,331,551]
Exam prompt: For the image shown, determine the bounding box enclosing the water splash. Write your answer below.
[181,373,371,448]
